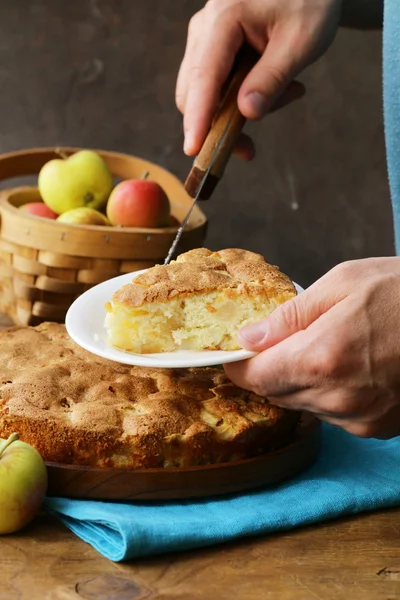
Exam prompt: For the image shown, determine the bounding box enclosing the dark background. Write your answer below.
[0,0,393,287]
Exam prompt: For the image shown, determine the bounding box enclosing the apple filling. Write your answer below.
[104,290,281,353]
[104,248,297,354]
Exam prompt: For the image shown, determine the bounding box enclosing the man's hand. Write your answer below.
[225,258,400,439]
[176,0,342,158]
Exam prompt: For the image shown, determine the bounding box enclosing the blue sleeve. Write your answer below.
[383,0,400,254]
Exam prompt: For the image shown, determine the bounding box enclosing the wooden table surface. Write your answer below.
[1,313,400,600]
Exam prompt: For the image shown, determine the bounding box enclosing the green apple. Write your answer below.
[0,433,48,535]
[38,150,114,214]
[57,207,110,226]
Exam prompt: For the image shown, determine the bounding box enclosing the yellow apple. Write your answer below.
[57,207,110,226]
[0,433,48,535]
[38,150,114,214]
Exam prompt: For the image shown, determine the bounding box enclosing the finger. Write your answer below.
[176,53,197,117]
[176,12,202,115]
[267,388,367,418]
[238,267,351,352]
[265,388,400,439]
[239,288,335,353]
[233,133,255,160]
[226,301,351,397]
[316,405,400,440]
[210,82,305,163]
[183,17,244,155]
[225,329,312,397]
[238,32,302,120]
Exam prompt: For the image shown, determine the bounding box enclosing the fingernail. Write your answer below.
[244,92,269,118]
[184,132,195,155]
[239,321,268,346]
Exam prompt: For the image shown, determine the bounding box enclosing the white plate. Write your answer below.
[66,269,303,368]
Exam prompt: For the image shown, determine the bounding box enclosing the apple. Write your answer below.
[38,150,114,214]
[57,207,110,226]
[106,174,170,228]
[21,202,58,220]
[169,215,180,227]
[0,433,48,535]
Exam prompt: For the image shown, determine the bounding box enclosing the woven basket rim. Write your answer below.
[0,148,208,259]
[0,145,207,234]
[0,186,205,234]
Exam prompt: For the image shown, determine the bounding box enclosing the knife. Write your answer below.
[164,45,258,265]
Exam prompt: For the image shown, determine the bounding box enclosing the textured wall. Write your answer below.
[0,0,392,286]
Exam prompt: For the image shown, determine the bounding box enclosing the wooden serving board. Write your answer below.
[45,415,321,501]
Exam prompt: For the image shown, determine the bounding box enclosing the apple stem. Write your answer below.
[54,146,68,160]
[141,171,149,180]
[0,433,19,458]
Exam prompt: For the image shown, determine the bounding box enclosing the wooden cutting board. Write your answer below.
[46,414,321,501]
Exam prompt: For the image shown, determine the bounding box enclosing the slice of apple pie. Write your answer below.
[104,248,297,353]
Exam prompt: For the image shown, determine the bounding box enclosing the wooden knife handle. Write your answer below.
[184,45,258,200]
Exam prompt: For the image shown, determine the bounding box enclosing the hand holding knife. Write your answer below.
[164,46,258,265]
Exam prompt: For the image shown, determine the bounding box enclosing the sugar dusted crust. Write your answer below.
[0,323,299,468]
[113,248,296,307]
[105,248,297,353]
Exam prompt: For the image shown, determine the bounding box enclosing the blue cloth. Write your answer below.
[44,424,400,562]
[384,0,400,253]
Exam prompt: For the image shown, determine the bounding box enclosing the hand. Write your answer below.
[176,0,342,158]
[225,258,400,439]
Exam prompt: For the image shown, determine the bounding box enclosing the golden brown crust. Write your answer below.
[112,248,296,307]
[0,323,299,468]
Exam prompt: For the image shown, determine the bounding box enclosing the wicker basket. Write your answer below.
[0,147,207,326]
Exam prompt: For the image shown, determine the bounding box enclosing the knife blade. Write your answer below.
[164,45,258,265]
[164,108,238,265]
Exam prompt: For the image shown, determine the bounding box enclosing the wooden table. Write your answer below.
[2,313,400,600]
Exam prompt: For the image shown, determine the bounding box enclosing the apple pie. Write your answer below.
[0,323,299,468]
[105,248,296,353]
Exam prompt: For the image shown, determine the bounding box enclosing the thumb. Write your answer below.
[238,34,301,119]
[238,288,332,352]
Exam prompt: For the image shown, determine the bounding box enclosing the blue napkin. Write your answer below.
[44,424,400,562]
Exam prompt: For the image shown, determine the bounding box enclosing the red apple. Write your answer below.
[21,202,58,219]
[169,215,180,227]
[106,177,170,228]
